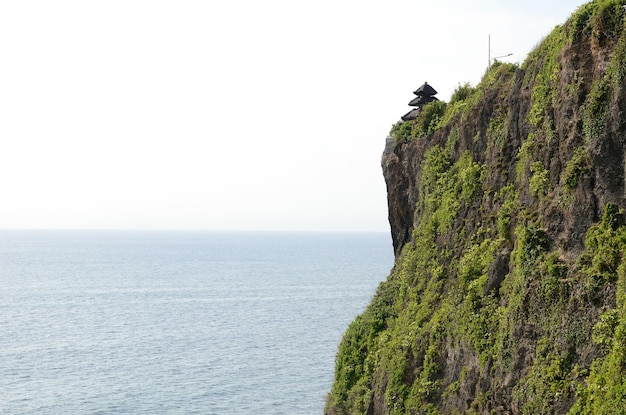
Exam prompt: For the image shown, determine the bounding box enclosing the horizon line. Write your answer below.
[0,227,391,234]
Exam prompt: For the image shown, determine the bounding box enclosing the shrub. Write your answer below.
[529,161,549,197]
[415,100,447,137]
[487,110,509,149]
[390,120,413,141]
[450,82,476,104]
[389,100,448,142]
[496,184,518,240]
[562,146,590,190]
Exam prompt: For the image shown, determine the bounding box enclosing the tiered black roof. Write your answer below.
[401,82,438,121]
[413,82,437,96]
[408,95,438,107]
[401,108,421,121]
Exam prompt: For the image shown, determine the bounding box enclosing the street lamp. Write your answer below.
[492,53,513,65]
[488,34,512,68]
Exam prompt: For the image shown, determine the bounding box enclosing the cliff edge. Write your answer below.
[327,1,626,413]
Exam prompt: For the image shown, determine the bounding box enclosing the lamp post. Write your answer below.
[488,34,512,68]
[492,53,513,65]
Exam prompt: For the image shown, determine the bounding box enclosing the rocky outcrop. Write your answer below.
[327,1,626,414]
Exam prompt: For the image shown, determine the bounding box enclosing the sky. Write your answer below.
[0,0,588,232]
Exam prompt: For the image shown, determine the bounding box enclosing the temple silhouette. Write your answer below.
[401,82,438,121]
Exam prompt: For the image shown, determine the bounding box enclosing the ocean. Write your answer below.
[0,230,393,414]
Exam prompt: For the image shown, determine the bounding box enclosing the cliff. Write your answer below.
[326,1,626,414]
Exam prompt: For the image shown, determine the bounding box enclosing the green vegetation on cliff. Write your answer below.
[327,1,626,413]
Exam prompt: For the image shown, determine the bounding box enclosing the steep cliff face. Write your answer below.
[327,1,626,414]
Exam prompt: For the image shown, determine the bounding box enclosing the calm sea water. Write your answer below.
[0,230,393,414]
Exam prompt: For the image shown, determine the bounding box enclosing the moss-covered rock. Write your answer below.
[327,1,626,413]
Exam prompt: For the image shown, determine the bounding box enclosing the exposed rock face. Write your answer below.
[382,135,421,256]
[327,2,626,414]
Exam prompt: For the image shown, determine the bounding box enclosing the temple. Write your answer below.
[401,82,438,121]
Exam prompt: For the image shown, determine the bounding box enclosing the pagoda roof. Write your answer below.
[401,108,421,121]
[408,95,439,107]
[413,82,437,96]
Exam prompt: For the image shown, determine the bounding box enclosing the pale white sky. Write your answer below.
[0,0,586,231]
